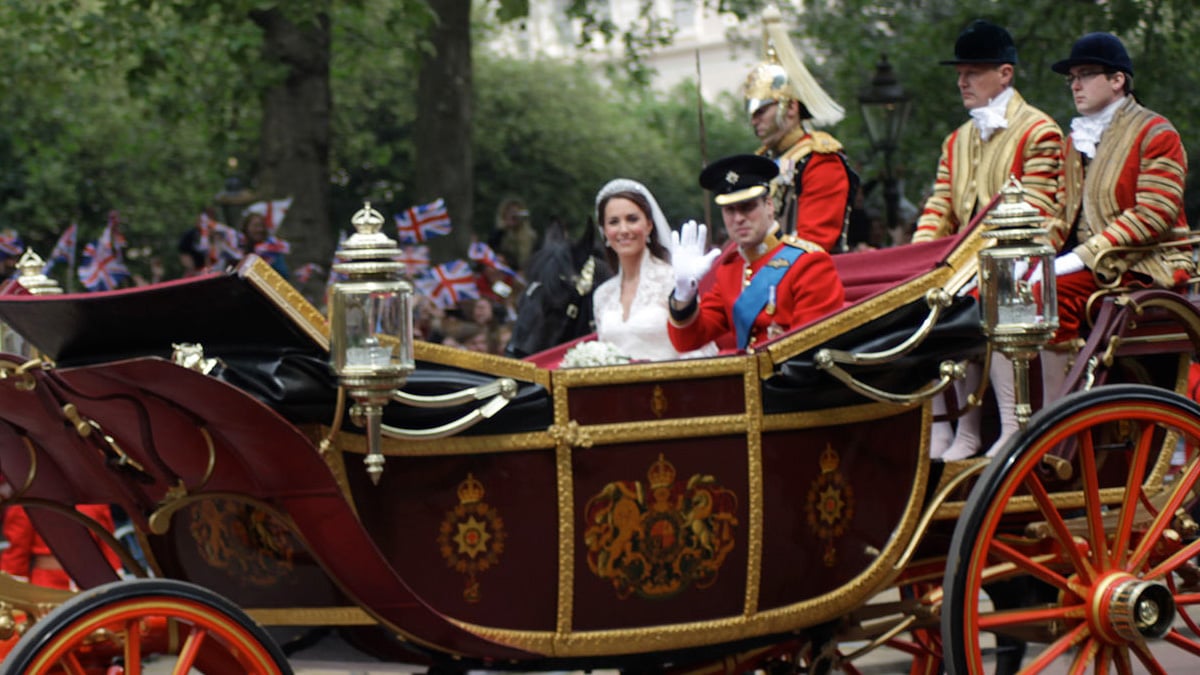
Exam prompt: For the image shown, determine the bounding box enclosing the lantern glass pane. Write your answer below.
[331,281,407,375]
[979,246,1058,335]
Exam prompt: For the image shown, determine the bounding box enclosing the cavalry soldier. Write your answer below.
[743,6,856,253]
[667,155,844,353]
[1042,33,1193,352]
[916,19,1065,461]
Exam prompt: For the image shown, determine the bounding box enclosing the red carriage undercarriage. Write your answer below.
[2,205,1200,674]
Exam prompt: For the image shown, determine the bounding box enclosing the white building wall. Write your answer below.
[483,0,789,101]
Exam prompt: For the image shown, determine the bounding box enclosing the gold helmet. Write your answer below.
[743,6,844,128]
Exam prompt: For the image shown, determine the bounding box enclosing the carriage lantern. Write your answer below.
[978,176,1059,428]
[329,202,415,484]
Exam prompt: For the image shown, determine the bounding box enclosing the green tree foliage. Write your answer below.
[788,0,1200,219]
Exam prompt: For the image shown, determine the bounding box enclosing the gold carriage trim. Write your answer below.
[438,473,506,603]
[583,454,739,599]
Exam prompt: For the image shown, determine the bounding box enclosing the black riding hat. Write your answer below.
[940,19,1018,66]
[1051,32,1133,76]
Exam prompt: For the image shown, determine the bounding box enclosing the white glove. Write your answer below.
[669,220,720,304]
[1054,252,1085,277]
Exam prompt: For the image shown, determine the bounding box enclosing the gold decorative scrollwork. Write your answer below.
[548,420,593,448]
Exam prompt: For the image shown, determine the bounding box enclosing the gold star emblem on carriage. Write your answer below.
[816,485,845,526]
[454,515,491,558]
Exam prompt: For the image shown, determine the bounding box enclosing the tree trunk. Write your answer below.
[416,0,473,258]
[250,7,333,270]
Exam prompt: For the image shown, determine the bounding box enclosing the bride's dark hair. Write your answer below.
[596,190,671,272]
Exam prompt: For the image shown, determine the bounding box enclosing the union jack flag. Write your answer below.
[467,239,520,280]
[244,198,293,233]
[414,259,478,309]
[0,228,24,258]
[398,245,430,275]
[394,198,451,244]
[77,217,130,292]
[293,262,324,284]
[42,223,78,273]
[194,212,242,268]
[253,236,291,256]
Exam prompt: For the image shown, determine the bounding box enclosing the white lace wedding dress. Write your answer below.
[593,250,718,361]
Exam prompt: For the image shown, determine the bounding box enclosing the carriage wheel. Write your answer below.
[943,384,1200,674]
[4,578,292,674]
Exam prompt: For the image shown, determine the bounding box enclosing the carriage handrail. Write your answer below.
[379,377,518,441]
[814,288,954,367]
[814,358,964,405]
[391,376,516,409]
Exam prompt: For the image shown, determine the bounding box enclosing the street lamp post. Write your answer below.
[857,54,912,234]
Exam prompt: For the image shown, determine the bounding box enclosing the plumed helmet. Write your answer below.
[742,6,844,128]
[1051,32,1133,75]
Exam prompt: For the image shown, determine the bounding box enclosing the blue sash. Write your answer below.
[732,245,804,349]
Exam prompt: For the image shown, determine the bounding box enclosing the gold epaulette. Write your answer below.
[781,233,824,253]
[778,131,844,164]
[808,130,844,154]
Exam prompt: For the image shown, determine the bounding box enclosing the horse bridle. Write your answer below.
[566,257,596,319]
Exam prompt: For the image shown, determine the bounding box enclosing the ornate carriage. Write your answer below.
[1,193,1199,675]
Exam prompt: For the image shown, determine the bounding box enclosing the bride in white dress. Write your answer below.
[592,179,717,361]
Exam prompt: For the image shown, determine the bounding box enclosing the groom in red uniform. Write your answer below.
[668,155,845,352]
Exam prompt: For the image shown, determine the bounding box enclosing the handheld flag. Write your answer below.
[468,239,520,280]
[395,198,452,244]
[77,216,130,292]
[414,259,478,308]
[398,245,431,275]
[0,228,24,259]
[244,197,294,233]
[42,223,78,274]
[294,262,324,284]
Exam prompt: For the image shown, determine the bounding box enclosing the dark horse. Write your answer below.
[505,221,612,358]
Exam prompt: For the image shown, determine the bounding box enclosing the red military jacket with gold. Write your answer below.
[1048,96,1194,287]
[758,128,852,253]
[668,230,845,352]
[913,89,1063,243]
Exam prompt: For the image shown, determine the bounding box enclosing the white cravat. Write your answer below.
[1070,96,1125,158]
[969,87,1014,142]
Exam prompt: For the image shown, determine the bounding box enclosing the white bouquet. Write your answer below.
[560,340,631,368]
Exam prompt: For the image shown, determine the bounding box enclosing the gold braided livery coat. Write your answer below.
[913,90,1063,242]
[1051,97,1193,287]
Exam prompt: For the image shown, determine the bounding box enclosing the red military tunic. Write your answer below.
[759,129,852,253]
[1048,97,1193,343]
[1,504,121,589]
[913,90,1063,243]
[668,231,845,352]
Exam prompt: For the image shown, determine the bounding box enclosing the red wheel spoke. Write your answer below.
[1024,471,1096,582]
[1015,621,1089,673]
[61,652,88,675]
[1145,536,1200,581]
[1174,593,1200,606]
[990,539,1075,594]
[1113,645,1134,675]
[172,626,209,675]
[124,618,142,675]
[1164,628,1200,657]
[1066,637,1101,675]
[977,604,1080,630]
[1094,644,1112,675]
[1112,421,1156,567]
[1078,430,1111,570]
[1129,640,1169,675]
[1129,455,1200,571]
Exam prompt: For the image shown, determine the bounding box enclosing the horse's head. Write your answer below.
[506,221,612,358]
